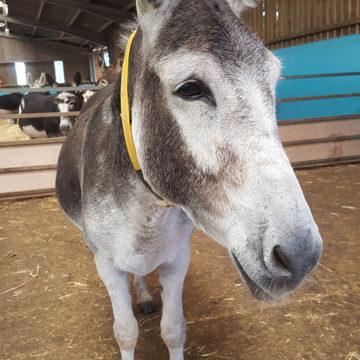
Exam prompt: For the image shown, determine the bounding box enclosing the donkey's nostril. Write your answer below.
[61,124,70,131]
[264,230,322,284]
[273,245,291,272]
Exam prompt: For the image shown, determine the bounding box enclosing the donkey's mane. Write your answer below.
[117,19,139,52]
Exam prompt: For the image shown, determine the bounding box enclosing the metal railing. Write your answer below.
[0,85,101,121]
[277,71,360,105]
[0,85,102,93]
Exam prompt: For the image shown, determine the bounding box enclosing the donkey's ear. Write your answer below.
[226,0,259,16]
[45,73,55,87]
[27,72,33,87]
[39,72,47,87]
[136,0,178,44]
[73,72,81,87]
[98,55,106,71]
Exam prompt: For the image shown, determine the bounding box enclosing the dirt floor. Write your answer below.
[0,165,359,360]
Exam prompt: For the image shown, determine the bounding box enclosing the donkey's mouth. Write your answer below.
[231,252,274,302]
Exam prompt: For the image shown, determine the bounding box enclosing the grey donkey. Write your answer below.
[56,0,322,359]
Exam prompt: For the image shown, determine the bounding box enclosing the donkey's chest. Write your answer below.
[85,205,194,275]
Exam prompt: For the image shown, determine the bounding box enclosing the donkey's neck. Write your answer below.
[82,33,159,209]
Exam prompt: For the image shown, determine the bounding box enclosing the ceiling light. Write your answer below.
[3,4,8,16]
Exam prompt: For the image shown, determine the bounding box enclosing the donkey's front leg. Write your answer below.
[134,275,154,314]
[95,254,138,360]
[158,243,191,360]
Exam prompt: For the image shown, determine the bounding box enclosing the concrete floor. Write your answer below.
[1,165,359,360]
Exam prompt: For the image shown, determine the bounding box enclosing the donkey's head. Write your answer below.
[55,92,83,135]
[130,0,322,300]
[98,66,119,87]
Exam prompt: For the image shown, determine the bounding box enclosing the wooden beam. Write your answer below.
[37,1,45,21]
[277,114,360,126]
[39,0,131,23]
[291,156,360,169]
[0,86,101,93]
[64,0,90,34]
[66,9,82,27]
[58,0,89,42]
[282,134,360,147]
[0,165,58,174]
[0,31,90,51]
[277,93,360,103]
[0,31,31,41]
[0,138,65,147]
[0,14,109,46]
[96,20,114,33]
[2,112,81,120]
[32,0,45,37]
[121,0,136,12]
[266,17,360,45]
[282,72,360,80]
[57,32,65,41]
[33,36,77,41]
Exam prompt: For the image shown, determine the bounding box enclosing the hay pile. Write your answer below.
[0,119,29,142]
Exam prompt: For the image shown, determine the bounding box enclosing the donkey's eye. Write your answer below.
[175,81,203,100]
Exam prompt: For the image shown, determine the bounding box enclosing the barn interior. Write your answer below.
[0,0,136,84]
[0,1,360,359]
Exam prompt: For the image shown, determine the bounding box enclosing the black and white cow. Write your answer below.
[0,93,24,124]
[19,92,83,138]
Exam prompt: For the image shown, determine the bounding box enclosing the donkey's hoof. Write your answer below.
[139,301,155,314]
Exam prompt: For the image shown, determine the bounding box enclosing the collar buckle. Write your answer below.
[156,200,176,208]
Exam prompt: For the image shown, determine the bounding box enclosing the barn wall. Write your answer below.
[26,63,56,83]
[243,0,360,49]
[274,34,360,120]
[0,37,90,86]
[0,63,16,85]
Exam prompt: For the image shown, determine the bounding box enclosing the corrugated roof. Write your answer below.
[2,0,136,49]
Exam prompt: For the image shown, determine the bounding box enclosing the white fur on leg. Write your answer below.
[95,254,138,360]
[158,243,190,360]
[134,275,152,304]
[120,350,135,360]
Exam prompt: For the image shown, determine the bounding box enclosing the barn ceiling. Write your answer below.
[1,0,136,49]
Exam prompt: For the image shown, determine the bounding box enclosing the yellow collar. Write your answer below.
[120,29,176,209]
[120,29,141,171]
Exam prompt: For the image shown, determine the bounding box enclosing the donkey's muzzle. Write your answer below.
[264,227,322,285]
[232,226,322,300]
[60,117,73,134]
